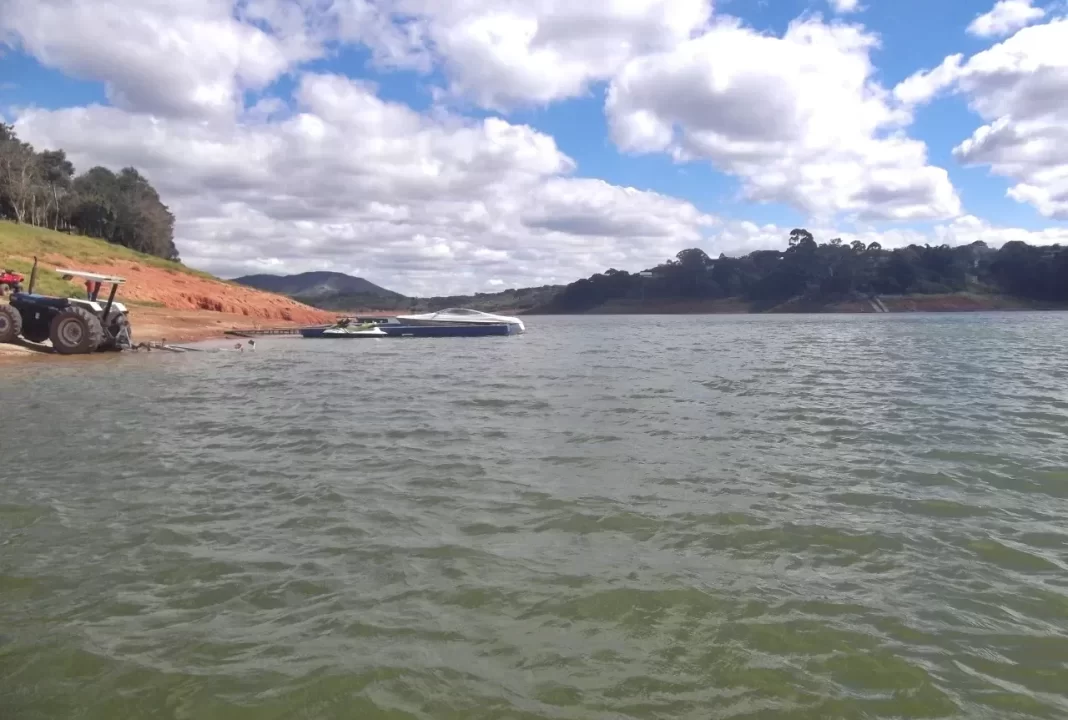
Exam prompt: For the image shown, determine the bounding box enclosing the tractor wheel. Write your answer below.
[0,305,22,343]
[99,313,133,351]
[49,307,103,355]
[0,283,9,296]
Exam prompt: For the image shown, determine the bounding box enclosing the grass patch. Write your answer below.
[0,221,217,282]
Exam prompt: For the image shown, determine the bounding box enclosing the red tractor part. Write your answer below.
[0,269,24,295]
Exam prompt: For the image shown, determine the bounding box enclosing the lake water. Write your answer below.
[2,313,1068,719]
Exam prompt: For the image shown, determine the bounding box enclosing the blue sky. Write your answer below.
[1,0,1066,292]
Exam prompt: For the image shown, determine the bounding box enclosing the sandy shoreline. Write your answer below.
[1,235,337,363]
[0,306,319,362]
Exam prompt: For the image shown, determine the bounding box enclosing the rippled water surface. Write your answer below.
[3,313,1068,719]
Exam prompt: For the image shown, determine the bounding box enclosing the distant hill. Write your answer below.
[416,286,563,314]
[233,271,562,313]
[233,271,402,301]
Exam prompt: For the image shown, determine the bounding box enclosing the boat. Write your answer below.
[301,320,387,338]
[301,318,517,338]
[379,323,514,337]
[394,308,525,333]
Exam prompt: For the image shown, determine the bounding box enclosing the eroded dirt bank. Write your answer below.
[31,255,335,324]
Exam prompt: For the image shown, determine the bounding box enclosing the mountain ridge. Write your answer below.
[232,271,562,313]
[233,271,403,300]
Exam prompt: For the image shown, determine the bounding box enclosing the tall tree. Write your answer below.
[0,128,180,261]
[37,149,75,230]
[788,228,815,248]
[0,128,39,224]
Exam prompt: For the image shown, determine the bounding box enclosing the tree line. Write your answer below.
[299,285,563,313]
[0,123,179,260]
[543,229,1068,312]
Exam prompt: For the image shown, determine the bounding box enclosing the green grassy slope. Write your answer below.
[0,221,214,297]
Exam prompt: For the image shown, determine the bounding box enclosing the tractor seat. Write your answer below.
[13,293,71,309]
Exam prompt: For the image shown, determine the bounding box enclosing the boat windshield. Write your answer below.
[440,308,483,316]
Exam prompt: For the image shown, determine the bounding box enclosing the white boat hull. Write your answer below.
[322,327,387,336]
[396,308,525,333]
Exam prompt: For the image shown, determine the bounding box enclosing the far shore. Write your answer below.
[520,292,1068,316]
[4,292,1066,364]
[333,292,1068,317]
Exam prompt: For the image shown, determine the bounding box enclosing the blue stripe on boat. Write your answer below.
[301,323,516,338]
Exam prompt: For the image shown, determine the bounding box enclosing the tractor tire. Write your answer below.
[49,307,103,355]
[0,304,22,343]
[99,313,133,351]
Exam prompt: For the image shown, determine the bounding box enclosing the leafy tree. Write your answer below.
[0,124,179,260]
[540,229,1068,312]
[37,149,74,230]
[0,129,38,224]
[789,228,814,247]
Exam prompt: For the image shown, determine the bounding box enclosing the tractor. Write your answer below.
[0,257,133,354]
[0,268,23,295]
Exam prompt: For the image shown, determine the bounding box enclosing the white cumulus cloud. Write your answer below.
[3,0,1065,293]
[0,0,322,119]
[967,0,1046,38]
[605,17,961,222]
[896,17,1068,219]
[13,73,715,294]
[331,0,713,110]
[828,0,861,14]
